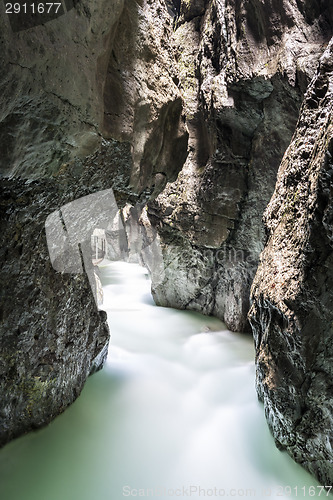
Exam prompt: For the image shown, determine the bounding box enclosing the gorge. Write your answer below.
[0,0,332,488]
[0,261,323,499]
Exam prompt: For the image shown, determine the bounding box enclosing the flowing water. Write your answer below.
[0,262,322,499]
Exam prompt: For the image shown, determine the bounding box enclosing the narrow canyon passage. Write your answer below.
[0,262,320,499]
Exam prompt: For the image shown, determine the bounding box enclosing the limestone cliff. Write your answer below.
[0,0,333,486]
[249,39,333,484]
[0,0,188,445]
[148,0,332,332]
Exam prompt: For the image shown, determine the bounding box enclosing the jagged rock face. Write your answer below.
[1,3,333,490]
[0,179,109,446]
[148,0,332,332]
[103,0,188,195]
[249,40,333,484]
[0,0,188,445]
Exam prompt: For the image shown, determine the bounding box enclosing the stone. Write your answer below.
[1,0,333,486]
[249,38,333,485]
[0,178,109,445]
[0,0,188,445]
[148,0,332,332]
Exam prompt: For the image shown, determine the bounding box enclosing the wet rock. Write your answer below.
[0,179,109,445]
[102,0,188,195]
[148,0,332,332]
[0,0,125,178]
[249,39,333,484]
[0,0,188,196]
[0,0,188,445]
[1,0,333,486]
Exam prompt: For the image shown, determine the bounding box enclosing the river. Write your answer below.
[0,261,321,499]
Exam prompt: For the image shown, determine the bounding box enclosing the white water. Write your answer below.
[0,262,321,499]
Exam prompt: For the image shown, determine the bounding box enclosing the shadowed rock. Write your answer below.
[147,0,332,332]
[249,38,333,484]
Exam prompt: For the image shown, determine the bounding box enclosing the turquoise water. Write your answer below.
[0,262,321,499]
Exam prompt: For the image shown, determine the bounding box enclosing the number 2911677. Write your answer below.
[5,3,62,14]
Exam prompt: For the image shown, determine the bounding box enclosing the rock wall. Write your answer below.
[0,179,109,446]
[0,0,187,189]
[0,0,188,445]
[148,0,332,332]
[0,0,124,178]
[1,0,333,485]
[249,39,333,484]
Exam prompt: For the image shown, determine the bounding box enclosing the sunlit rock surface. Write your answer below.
[149,0,332,332]
[249,39,333,484]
